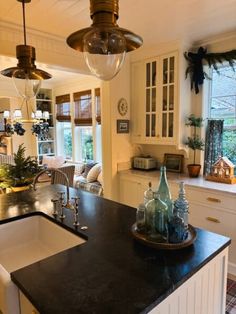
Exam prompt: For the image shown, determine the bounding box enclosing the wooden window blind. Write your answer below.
[56,94,71,122]
[95,88,101,124]
[74,90,92,126]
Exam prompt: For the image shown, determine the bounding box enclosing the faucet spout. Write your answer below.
[33,168,70,206]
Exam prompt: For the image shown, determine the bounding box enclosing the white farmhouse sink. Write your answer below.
[0,215,86,314]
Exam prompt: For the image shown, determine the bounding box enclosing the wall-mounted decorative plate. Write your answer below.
[117,98,128,116]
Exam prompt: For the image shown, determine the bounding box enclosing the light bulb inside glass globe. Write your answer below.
[83,27,126,80]
[12,69,42,100]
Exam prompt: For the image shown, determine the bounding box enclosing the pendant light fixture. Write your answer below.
[1,0,52,101]
[67,0,143,81]
[1,0,52,137]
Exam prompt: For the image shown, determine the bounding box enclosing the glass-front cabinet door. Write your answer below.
[131,52,178,145]
[160,53,177,142]
[145,60,157,138]
[144,52,177,144]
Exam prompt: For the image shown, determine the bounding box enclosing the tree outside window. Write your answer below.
[209,66,236,165]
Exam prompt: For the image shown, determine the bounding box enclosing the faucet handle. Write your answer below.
[58,191,66,204]
[72,196,80,208]
[71,197,80,226]
[51,198,59,216]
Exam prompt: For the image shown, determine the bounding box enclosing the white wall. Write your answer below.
[101,56,135,201]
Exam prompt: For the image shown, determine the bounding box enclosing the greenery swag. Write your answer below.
[184,47,236,94]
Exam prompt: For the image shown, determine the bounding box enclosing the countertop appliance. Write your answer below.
[133,156,156,170]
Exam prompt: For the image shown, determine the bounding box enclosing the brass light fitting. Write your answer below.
[67,0,143,80]
[67,0,143,52]
[1,0,51,81]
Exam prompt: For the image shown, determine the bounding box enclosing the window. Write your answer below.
[57,122,72,160]
[75,127,94,161]
[209,65,236,164]
[56,88,101,163]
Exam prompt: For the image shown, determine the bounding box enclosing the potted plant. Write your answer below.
[0,144,41,192]
[185,114,205,178]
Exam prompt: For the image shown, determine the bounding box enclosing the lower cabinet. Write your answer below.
[186,186,236,276]
[149,248,228,314]
[20,291,39,314]
[119,171,236,275]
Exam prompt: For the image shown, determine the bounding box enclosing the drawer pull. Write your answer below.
[206,217,220,223]
[206,197,221,203]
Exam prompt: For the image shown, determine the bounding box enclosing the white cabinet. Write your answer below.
[36,88,55,162]
[149,248,228,314]
[119,171,178,208]
[118,171,236,275]
[131,52,178,145]
[19,291,39,314]
[186,186,236,275]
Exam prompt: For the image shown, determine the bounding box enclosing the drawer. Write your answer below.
[189,202,236,241]
[186,186,236,212]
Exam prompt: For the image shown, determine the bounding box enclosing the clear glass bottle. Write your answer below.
[145,192,168,241]
[136,203,146,232]
[174,181,189,229]
[144,181,153,205]
[157,166,173,221]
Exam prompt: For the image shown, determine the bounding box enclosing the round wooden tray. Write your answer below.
[131,224,197,250]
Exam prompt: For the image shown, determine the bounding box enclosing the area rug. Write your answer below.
[226,278,236,314]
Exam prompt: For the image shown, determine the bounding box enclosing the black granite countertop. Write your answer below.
[0,185,231,314]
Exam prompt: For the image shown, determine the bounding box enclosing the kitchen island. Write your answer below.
[0,185,231,314]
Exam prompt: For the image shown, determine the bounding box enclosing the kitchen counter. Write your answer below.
[119,169,236,195]
[0,185,231,313]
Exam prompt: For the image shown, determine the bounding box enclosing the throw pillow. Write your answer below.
[97,171,103,185]
[87,164,101,183]
[83,162,97,178]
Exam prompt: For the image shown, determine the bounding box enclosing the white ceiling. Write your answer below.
[1,0,236,47]
[0,0,235,81]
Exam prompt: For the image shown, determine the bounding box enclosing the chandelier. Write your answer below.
[1,0,52,137]
[67,0,143,80]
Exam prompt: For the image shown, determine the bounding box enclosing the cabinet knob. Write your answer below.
[206,197,221,203]
[206,216,220,223]
[156,134,160,138]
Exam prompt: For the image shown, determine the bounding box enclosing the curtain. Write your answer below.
[56,94,71,122]
[95,88,101,124]
[204,119,224,175]
[73,90,92,126]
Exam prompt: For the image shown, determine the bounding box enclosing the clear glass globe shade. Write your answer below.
[83,28,126,80]
[12,69,42,100]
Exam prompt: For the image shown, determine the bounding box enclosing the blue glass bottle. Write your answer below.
[145,192,167,241]
[174,182,189,229]
[157,166,173,221]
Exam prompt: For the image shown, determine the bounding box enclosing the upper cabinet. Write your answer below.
[131,51,178,145]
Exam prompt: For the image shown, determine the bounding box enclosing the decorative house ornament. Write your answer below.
[206,156,236,184]
[184,47,236,94]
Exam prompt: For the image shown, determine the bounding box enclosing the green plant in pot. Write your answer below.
[0,144,41,192]
[185,114,205,178]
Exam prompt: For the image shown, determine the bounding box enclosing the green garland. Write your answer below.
[184,47,236,94]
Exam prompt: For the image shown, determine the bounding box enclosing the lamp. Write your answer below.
[67,0,143,80]
[1,0,51,100]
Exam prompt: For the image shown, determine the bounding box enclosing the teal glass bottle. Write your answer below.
[145,192,168,241]
[157,166,173,221]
